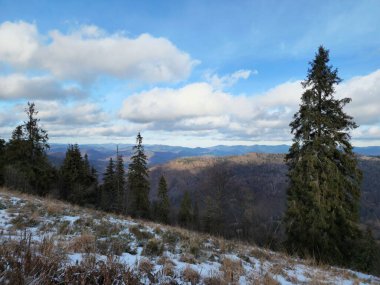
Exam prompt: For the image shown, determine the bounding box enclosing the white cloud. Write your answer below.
[205,69,255,90]
[119,80,300,140]
[0,21,196,83]
[1,100,149,140]
[0,21,39,65]
[34,101,108,126]
[119,69,380,142]
[0,74,85,100]
[337,69,380,125]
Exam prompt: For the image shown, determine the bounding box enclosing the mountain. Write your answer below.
[1,188,379,284]
[47,143,380,173]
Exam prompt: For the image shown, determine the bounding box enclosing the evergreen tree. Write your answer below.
[0,138,5,186]
[178,191,192,228]
[115,147,126,213]
[156,175,170,224]
[127,133,150,218]
[102,157,116,211]
[284,46,363,266]
[24,102,49,160]
[59,144,97,205]
[4,102,54,195]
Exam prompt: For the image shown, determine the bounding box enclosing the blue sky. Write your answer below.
[0,0,379,146]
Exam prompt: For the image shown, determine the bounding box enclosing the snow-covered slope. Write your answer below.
[0,188,379,284]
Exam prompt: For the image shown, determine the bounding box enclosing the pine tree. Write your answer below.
[127,132,150,218]
[178,191,192,228]
[284,46,363,266]
[115,147,126,213]
[156,175,170,224]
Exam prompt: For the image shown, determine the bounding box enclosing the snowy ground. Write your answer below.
[0,188,379,285]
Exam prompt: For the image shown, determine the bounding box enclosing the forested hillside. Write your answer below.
[149,153,380,243]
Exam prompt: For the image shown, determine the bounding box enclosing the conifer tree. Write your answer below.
[24,102,49,160]
[115,147,126,213]
[102,157,116,211]
[156,175,170,224]
[284,46,363,266]
[4,102,53,195]
[127,132,150,218]
[60,144,97,205]
[0,138,5,186]
[178,191,192,228]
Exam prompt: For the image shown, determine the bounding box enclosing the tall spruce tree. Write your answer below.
[284,46,363,266]
[115,147,126,213]
[127,132,150,218]
[156,175,170,224]
[0,138,5,186]
[102,157,116,211]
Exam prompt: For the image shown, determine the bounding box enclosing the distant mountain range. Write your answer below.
[47,143,380,173]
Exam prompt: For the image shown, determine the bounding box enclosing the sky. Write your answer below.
[0,0,379,147]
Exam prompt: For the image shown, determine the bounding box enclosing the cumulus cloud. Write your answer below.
[0,21,196,83]
[119,69,380,142]
[119,80,301,140]
[0,21,39,65]
[0,74,85,100]
[337,69,380,125]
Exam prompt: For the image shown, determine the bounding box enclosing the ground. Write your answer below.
[0,187,379,284]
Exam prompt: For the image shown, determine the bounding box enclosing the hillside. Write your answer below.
[149,153,380,242]
[1,188,379,284]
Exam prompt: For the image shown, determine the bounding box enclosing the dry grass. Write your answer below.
[138,257,154,275]
[68,233,96,253]
[179,253,198,264]
[45,199,66,216]
[204,273,227,285]
[182,266,200,285]
[251,273,280,285]
[0,231,140,284]
[157,255,177,278]
[142,238,164,256]
[1,187,379,285]
[220,257,245,283]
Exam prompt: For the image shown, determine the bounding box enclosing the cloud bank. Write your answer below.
[0,21,196,83]
[120,69,380,142]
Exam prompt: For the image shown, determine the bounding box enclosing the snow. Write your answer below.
[1,190,380,285]
[120,252,140,267]
[61,215,80,224]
